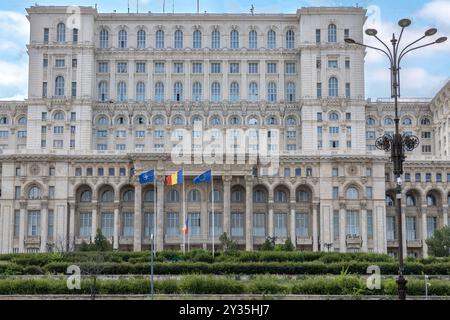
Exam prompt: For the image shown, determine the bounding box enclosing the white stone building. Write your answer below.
[0,5,448,257]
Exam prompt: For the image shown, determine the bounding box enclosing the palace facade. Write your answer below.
[0,5,449,257]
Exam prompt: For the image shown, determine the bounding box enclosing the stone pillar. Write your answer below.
[361,203,368,252]
[312,202,319,252]
[134,183,142,251]
[339,203,346,253]
[443,205,448,227]
[245,177,253,251]
[268,202,274,237]
[401,205,407,258]
[421,205,428,258]
[91,202,98,241]
[68,202,75,248]
[223,176,231,235]
[289,201,296,247]
[156,177,165,251]
[19,202,26,253]
[113,203,120,250]
[40,201,48,252]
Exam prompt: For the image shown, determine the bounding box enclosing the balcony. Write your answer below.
[406,239,422,248]
[24,236,41,245]
[296,237,313,245]
[346,234,362,247]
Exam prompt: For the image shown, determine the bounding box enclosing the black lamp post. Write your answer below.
[345,19,447,300]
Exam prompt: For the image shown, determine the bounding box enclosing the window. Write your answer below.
[387,216,396,240]
[42,82,48,98]
[333,210,340,240]
[71,82,77,97]
[44,28,49,43]
[187,213,201,236]
[101,189,114,202]
[366,187,373,199]
[193,30,202,48]
[249,30,257,48]
[267,82,277,102]
[332,167,339,177]
[384,117,394,125]
[70,112,76,122]
[98,62,109,73]
[317,83,322,98]
[406,217,417,241]
[422,132,431,139]
[118,30,127,48]
[231,213,244,237]
[329,127,339,134]
[168,189,179,202]
[173,82,183,101]
[267,62,277,74]
[72,28,78,43]
[421,118,431,125]
[117,62,127,73]
[345,83,351,98]
[230,30,239,48]
[229,63,240,73]
[211,30,220,48]
[422,145,432,153]
[248,62,258,74]
[166,212,179,237]
[346,210,359,236]
[54,126,64,134]
[211,62,221,73]
[53,140,63,149]
[135,62,146,73]
[117,82,127,101]
[426,217,437,239]
[328,60,338,69]
[231,189,243,202]
[437,173,442,183]
[211,82,221,102]
[188,189,201,202]
[427,194,437,206]
[296,213,309,238]
[101,213,114,237]
[274,190,287,203]
[173,62,184,73]
[328,24,337,43]
[192,62,203,74]
[55,76,65,96]
[267,30,276,48]
[345,59,350,69]
[48,186,55,199]
[98,81,108,101]
[274,213,287,238]
[28,211,41,237]
[346,187,359,200]
[122,213,134,237]
[154,62,165,74]
[174,30,183,48]
[285,62,296,74]
[406,194,416,207]
[136,82,146,101]
[100,29,109,48]
[144,212,155,238]
[137,29,146,48]
[316,59,321,69]
[192,82,202,102]
[28,186,41,200]
[229,82,240,101]
[316,29,321,43]
[55,59,65,67]
[253,213,266,237]
[286,30,295,48]
[154,82,164,103]
[79,212,92,237]
[57,23,65,43]
[426,173,432,183]
[344,29,350,39]
[328,77,338,97]
[155,30,164,48]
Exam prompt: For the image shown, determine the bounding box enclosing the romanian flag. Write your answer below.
[183,218,189,236]
[165,170,183,186]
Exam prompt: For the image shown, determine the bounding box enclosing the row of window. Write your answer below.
[386,216,439,240]
[386,172,450,183]
[367,116,432,126]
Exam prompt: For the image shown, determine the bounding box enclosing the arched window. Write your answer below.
[286,116,297,126]
[18,116,27,125]
[188,189,201,202]
[99,29,109,48]
[80,190,92,202]
[328,24,337,43]
[329,112,339,122]
[118,29,127,48]
[101,190,114,202]
[248,117,258,125]
[172,115,185,125]
[173,81,183,101]
[267,116,277,125]
[144,190,156,202]
[211,82,221,102]
[154,82,164,102]
[55,76,65,96]
[286,30,295,48]
[155,30,164,48]
[57,23,66,43]
[97,116,109,125]
[386,195,394,207]
[210,116,222,125]
[231,190,243,202]
[296,190,311,202]
[253,189,267,203]
[366,117,376,126]
[191,115,202,125]
[384,117,394,125]
[192,82,202,102]
[0,116,8,124]
[421,118,431,125]
[137,29,146,48]
[267,82,277,102]
[346,187,359,200]
[193,30,202,48]
[328,77,338,97]
[286,82,296,102]
[134,116,145,125]
[211,30,220,48]
[230,30,239,48]
[229,82,240,101]
[402,117,412,126]
[116,116,125,125]
[28,186,41,200]
[210,189,222,202]
[153,115,165,125]
[248,82,258,101]
[53,111,65,121]
[123,190,135,202]
[406,194,416,207]
[249,30,257,49]
[168,189,179,202]
[117,81,127,101]
[98,81,109,101]
[427,194,437,207]
[267,30,276,48]
[136,82,146,102]
[229,116,241,125]
[174,30,183,48]
[274,189,288,203]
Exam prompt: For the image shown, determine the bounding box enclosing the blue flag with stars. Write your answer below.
[193,169,212,184]
[139,169,155,184]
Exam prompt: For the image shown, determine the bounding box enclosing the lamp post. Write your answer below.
[345,20,446,300]
[150,233,154,300]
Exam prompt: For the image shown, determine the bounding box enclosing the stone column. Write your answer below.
[401,205,407,258]
[19,201,26,253]
[339,202,346,253]
[134,183,142,251]
[40,201,48,252]
[245,177,253,251]
[91,201,98,241]
[68,202,75,247]
[312,202,319,252]
[156,177,165,251]
[443,205,448,227]
[223,176,231,235]
[113,203,120,250]
[360,203,368,252]
[290,200,296,247]
[268,202,274,237]
[421,205,428,258]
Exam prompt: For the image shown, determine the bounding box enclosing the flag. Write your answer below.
[165,169,183,186]
[183,218,189,236]
[139,169,155,184]
[193,169,212,184]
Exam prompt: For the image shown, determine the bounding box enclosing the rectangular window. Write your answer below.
[166,212,179,237]
[229,63,240,73]
[421,132,431,139]
[366,187,373,199]
[101,212,114,237]
[209,212,223,237]
[27,211,41,237]
[70,112,76,121]
[415,173,421,182]
[98,168,104,176]
[328,60,338,69]
[426,173,432,182]
[117,62,128,73]
[284,167,291,177]
[48,186,55,199]
[53,140,63,149]
[267,62,277,74]
[295,168,301,177]
[154,130,164,138]
[144,212,155,238]
[47,209,54,239]
[329,127,339,134]
[71,82,77,97]
[42,82,48,98]
[231,212,244,237]
[55,59,65,67]
[422,145,432,153]
[108,168,115,176]
[296,213,309,238]
[192,62,203,74]
[345,59,350,69]
[287,131,296,139]
[316,59,321,69]
[406,216,417,241]
[17,131,26,138]
[211,62,221,73]
[366,131,376,139]
[436,173,442,183]
[345,83,351,98]
[332,187,339,200]
[79,212,92,237]
[367,210,373,239]
[333,210,339,240]
[97,130,108,138]
[43,58,48,68]
[14,210,20,237]
[15,186,21,199]
[73,28,78,43]
[427,217,437,239]
[154,62,165,73]
[248,62,258,74]
[135,62,146,73]
[98,62,109,73]
[54,126,64,134]
[405,172,411,182]
[44,28,49,43]
[317,83,322,98]
[0,131,10,139]
[346,210,359,237]
[135,130,145,138]
[387,216,396,240]
[72,59,77,68]
[332,167,339,177]
[122,213,134,237]
[41,140,46,148]
[274,213,287,238]
[173,62,184,73]
[344,29,350,39]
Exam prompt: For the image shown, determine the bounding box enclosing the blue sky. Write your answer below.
[0,0,449,100]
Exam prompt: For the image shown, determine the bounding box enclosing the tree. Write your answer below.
[219,232,238,254]
[79,229,112,252]
[426,226,450,257]
[282,238,295,251]
[260,237,276,251]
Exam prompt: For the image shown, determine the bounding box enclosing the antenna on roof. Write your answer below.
[127,0,130,13]
[163,0,165,13]
[137,0,139,13]
[172,0,175,14]
[197,0,199,14]
[250,4,254,15]
[95,3,97,10]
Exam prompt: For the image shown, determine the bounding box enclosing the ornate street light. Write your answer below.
[345,19,447,300]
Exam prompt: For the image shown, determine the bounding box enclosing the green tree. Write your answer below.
[93,228,112,251]
[426,226,450,257]
[219,232,239,254]
[260,237,275,251]
[282,238,295,251]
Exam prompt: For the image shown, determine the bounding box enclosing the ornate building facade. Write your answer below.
[0,5,449,257]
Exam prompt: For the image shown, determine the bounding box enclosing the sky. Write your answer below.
[0,0,449,100]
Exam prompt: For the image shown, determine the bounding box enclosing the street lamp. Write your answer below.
[345,19,447,300]
[150,233,155,300]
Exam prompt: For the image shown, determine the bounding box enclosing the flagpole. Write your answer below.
[154,169,157,252]
[211,169,215,257]
[182,170,186,254]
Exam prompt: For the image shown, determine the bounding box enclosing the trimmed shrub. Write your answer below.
[179,275,245,294]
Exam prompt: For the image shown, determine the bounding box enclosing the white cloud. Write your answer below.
[0,61,28,99]
[0,11,29,39]
[417,0,450,28]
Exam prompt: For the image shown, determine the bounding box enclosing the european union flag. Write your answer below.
[139,169,155,184]
[193,169,212,184]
